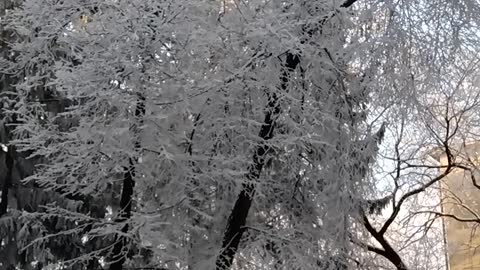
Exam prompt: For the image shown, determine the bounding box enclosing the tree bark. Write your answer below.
[362,214,408,270]
[109,93,146,270]
[215,53,300,270]
[0,145,14,217]
[340,0,360,8]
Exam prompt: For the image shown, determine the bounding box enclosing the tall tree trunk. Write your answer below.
[215,53,300,270]
[0,1,17,211]
[109,93,146,270]
[0,145,14,217]
[362,214,407,270]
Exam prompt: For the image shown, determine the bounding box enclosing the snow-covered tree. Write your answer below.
[2,0,480,270]
[1,0,387,269]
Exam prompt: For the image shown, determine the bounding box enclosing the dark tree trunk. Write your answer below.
[362,214,407,270]
[215,53,300,270]
[109,93,146,270]
[0,145,14,217]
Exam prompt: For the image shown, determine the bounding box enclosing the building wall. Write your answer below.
[438,145,480,270]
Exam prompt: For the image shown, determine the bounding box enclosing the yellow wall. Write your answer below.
[438,145,480,270]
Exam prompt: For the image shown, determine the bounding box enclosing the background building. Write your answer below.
[435,143,480,270]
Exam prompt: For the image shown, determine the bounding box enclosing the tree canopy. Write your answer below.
[1,0,480,270]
